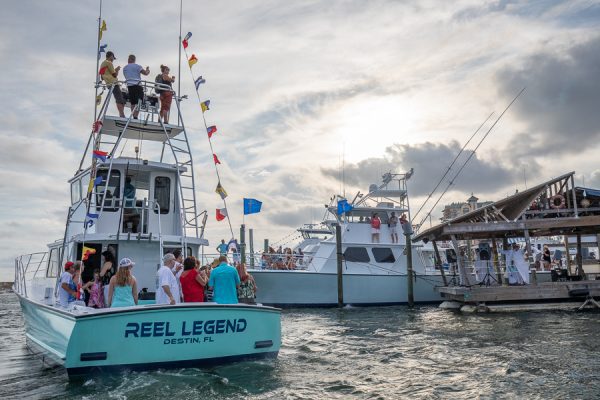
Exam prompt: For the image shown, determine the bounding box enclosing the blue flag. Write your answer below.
[243,198,262,215]
[337,199,353,215]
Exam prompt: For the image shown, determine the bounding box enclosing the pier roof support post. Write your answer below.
[576,233,586,279]
[249,229,254,268]
[523,229,536,284]
[432,241,448,286]
[405,230,414,307]
[564,235,572,274]
[491,238,503,284]
[501,238,509,286]
[240,224,246,265]
[335,224,344,308]
[451,235,471,286]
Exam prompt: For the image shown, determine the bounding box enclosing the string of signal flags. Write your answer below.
[182,32,262,224]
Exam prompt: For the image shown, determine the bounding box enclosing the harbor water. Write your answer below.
[1,288,599,399]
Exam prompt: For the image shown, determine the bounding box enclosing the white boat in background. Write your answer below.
[249,171,449,306]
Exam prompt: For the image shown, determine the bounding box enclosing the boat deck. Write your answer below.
[101,116,183,142]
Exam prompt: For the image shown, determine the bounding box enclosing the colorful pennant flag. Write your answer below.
[215,182,228,199]
[201,100,210,113]
[194,76,206,89]
[99,20,107,40]
[213,154,221,164]
[92,120,103,133]
[93,150,108,162]
[207,126,217,138]
[98,43,107,59]
[243,198,263,215]
[216,208,228,221]
[87,176,103,194]
[96,94,102,105]
[82,245,97,261]
[188,54,198,68]
[182,31,192,49]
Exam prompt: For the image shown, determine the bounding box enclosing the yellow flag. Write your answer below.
[99,20,107,40]
[82,246,96,261]
[201,100,210,112]
[87,179,94,194]
[188,54,198,68]
[95,94,102,105]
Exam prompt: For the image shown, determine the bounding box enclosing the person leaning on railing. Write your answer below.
[100,51,125,117]
[155,65,175,124]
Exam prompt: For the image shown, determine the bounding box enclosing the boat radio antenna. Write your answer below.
[417,87,526,230]
[412,111,494,225]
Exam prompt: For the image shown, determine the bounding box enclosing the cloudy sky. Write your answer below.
[1,0,599,280]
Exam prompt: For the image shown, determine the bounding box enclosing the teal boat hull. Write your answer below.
[17,294,281,379]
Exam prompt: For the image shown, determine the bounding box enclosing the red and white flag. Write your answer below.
[216,208,228,221]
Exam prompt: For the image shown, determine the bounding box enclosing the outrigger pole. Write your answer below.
[418,87,526,229]
[177,0,182,125]
[412,111,494,227]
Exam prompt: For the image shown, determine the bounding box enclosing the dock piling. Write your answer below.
[405,231,414,307]
[335,224,344,308]
[432,241,448,286]
[240,224,246,265]
[249,229,254,268]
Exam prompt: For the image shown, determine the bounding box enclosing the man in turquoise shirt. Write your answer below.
[208,256,240,304]
[216,239,228,256]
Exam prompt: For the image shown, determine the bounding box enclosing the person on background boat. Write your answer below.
[100,51,125,117]
[216,239,228,256]
[83,269,104,308]
[542,245,552,271]
[371,212,381,243]
[180,257,207,302]
[155,64,175,124]
[237,263,257,304]
[156,253,180,305]
[100,249,116,301]
[107,258,138,307]
[389,211,399,244]
[228,239,241,264]
[123,176,136,207]
[208,256,240,304]
[123,54,150,119]
[58,261,79,308]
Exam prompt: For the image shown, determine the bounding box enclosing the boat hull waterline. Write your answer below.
[251,270,446,307]
[18,294,281,378]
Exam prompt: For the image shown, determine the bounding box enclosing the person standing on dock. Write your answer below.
[123,54,150,119]
[208,256,240,304]
[100,51,125,117]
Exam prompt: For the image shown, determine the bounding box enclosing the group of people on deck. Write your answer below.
[58,248,257,309]
[364,212,409,243]
[100,51,175,123]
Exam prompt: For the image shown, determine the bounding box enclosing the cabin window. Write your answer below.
[153,176,171,214]
[46,248,59,278]
[372,248,396,263]
[70,180,81,204]
[95,169,121,212]
[343,247,370,263]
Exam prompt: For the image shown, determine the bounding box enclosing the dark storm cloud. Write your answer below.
[496,35,600,155]
[321,141,519,197]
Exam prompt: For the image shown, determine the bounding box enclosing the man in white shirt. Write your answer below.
[123,54,150,119]
[156,253,180,305]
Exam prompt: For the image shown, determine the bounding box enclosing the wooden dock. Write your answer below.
[437,281,600,312]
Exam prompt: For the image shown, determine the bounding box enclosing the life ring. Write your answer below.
[550,194,565,209]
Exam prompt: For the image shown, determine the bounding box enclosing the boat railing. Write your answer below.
[14,252,49,297]
[96,79,177,123]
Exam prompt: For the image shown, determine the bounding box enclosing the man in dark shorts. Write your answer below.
[99,51,125,117]
[123,54,150,119]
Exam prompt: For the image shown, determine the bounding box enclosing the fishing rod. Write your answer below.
[412,111,495,225]
[417,87,526,229]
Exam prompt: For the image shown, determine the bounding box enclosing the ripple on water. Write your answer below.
[2,292,600,399]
